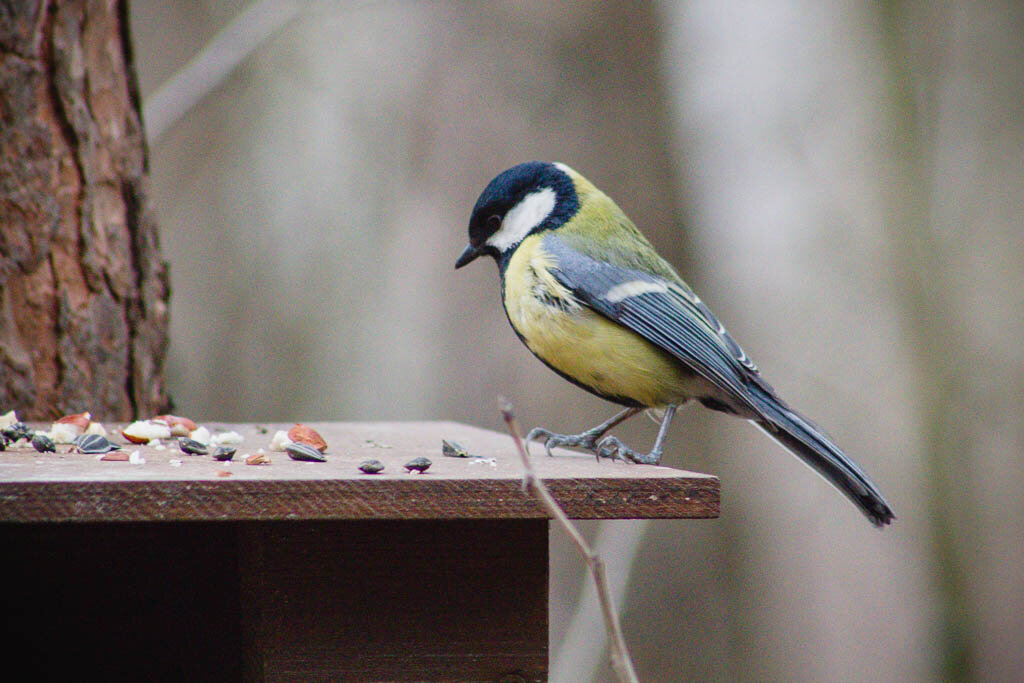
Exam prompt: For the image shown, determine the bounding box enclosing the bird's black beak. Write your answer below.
[454,243,483,269]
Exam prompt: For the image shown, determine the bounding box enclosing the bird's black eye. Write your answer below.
[486,214,502,233]
[470,213,503,247]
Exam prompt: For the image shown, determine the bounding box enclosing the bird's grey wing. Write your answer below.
[543,235,896,526]
[543,234,770,415]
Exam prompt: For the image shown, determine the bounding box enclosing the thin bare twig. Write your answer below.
[498,397,640,683]
[143,0,301,145]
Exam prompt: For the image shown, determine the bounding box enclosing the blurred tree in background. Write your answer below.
[0,0,169,420]
[130,1,1024,681]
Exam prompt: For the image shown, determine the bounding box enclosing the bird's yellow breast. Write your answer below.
[502,236,698,407]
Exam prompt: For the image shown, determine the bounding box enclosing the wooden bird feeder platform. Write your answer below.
[0,421,718,681]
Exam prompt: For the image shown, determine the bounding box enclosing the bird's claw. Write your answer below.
[526,427,600,457]
[596,436,661,465]
[525,427,555,457]
[527,426,662,464]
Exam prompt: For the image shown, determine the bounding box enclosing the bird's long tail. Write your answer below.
[747,384,895,527]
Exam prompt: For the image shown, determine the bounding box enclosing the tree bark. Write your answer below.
[0,0,169,420]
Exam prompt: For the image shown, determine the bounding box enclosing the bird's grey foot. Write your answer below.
[595,435,663,465]
[526,426,605,457]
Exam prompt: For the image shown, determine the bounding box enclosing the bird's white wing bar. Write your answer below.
[604,280,669,303]
[542,234,765,416]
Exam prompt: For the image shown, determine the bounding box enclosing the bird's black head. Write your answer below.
[455,161,579,269]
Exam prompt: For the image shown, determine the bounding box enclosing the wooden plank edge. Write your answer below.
[0,476,719,523]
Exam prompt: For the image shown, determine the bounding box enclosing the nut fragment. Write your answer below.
[123,420,172,444]
[268,430,292,451]
[286,442,327,462]
[101,451,130,462]
[404,456,431,473]
[84,421,107,437]
[50,423,81,444]
[359,459,385,474]
[211,431,243,446]
[56,412,91,431]
[288,424,328,453]
[154,414,197,437]
[245,451,271,465]
[189,426,211,446]
[53,413,94,444]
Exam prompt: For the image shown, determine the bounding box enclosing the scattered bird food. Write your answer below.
[288,424,328,453]
[442,439,470,458]
[213,446,236,461]
[189,425,211,446]
[153,414,197,437]
[2,422,31,443]
[178,438,208,455]
[245,451,270,466]
[404,456,431,473]
[359,459,385,474]
[123,420,171,444]
[31,433,56,453]
[211,431,243,446]
[268,430,292,451]
[286,442,327,462]
[84,421,108,437]
[56,412,90,429]
[51,412,91,443]
[101,451,129,462]
[74,434,120,454]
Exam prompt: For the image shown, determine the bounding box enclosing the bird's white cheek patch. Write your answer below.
[487,188,556,251]
[604,280,668,303]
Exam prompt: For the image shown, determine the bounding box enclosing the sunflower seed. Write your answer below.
[31,433,56,453]
[404,456,431,473]
[359,459,384,474]
[74,434,120,454]
[286,442,326,462]
[178,438,208,455]
[442,439,470,458]
[213,446,236,461]
[2,422,30,442]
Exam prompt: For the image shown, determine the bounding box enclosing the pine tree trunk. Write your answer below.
[0,0,169,420]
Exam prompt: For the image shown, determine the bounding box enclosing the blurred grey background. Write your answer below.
[131,1,1023,680]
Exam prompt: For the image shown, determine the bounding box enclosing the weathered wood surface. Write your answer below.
[0,421,720,522]
[0,518,551,682]
[241,519,550,682]
[0,0,169,420]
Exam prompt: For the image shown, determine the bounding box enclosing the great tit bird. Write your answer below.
[455,161,895,527]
